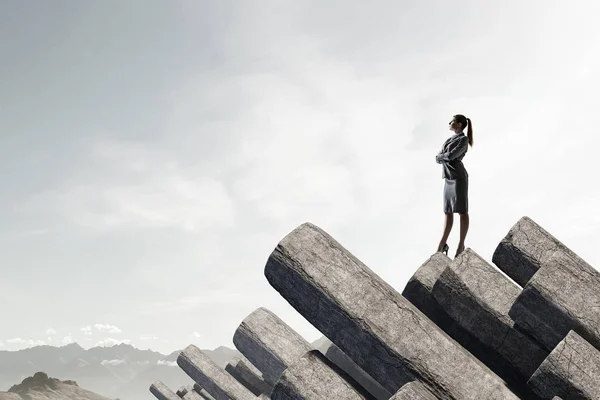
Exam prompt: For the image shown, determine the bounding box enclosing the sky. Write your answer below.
[1,0,599,355]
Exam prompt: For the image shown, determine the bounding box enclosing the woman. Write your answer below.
[435,114,473,258]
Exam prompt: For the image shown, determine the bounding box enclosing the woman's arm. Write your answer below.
[436,136,468,163]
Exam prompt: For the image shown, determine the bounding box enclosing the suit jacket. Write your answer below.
[436,132,469,179]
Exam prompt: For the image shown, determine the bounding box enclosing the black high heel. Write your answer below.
[441,243,449,256]
[455,245,465,258]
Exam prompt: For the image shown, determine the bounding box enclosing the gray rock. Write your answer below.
[177,345,256,400]
[431,249,548,380]
[508,248,600,352]
[176,385,189,397]
[225,355,272,396]
[264,222,519,399]
[403,252,546,397]
[390,382,437,399]
[492,216,590,287]
[150,381,180,400]
[183,390,206,400]
[315,337,392,400]
[193,384,216,400]
[233,307,312,386]
[270,350,372,400]
[528,330,600,399]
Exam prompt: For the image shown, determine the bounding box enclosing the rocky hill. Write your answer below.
[0,372,113,400]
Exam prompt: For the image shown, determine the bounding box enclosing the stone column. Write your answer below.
[225,355,272,396]
[233,307,312,387]
[390,382,437,400]
[270,350,370,400]
[177,344,257,400]
[150,380,180,400]
[431,249,548,385]
[528,330,600,399]
[264,222,519,399]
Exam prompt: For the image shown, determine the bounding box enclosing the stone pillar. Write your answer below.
[270,350,370,400]
[183,390,206,400]
[233,307,312,386]
[176,385,189,397]
[225,355,272,396]
[508,247,600,352]
[264,222,519,399]
[528,330,600,399]
[193,384,216,400]
[315,337,391,400]
[150,380,180,400]
[491,216,588,286]
[177,344,256,400]
[431,249,548,385]
[390,382,437,400]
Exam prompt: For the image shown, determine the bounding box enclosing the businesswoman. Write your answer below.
[435,114,473,258]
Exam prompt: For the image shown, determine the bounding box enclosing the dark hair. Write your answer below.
[454,114,473,147]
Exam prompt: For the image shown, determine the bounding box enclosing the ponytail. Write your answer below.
[466,118,474,147]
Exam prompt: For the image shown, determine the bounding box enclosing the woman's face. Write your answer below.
[448,118,462,132]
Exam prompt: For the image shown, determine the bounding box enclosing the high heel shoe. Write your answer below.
[454,245,465,258]
[440,243,449,256]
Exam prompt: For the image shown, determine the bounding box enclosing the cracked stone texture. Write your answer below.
[193,384,217,400]
[177,345,256,400]
[264,222,520,400]
[225,355,272,396]
[390,381,437,399]
[315,337,391,400]
[150,381,180,400]
[508,247,600,353]
[528,330,600,399]
[176,385,189,396]
[183,389,206,400]
[403,253,546,397]
[233,307,312,387]
[432,248,548,380]
[492,216,592,287]
[270,350,372,400]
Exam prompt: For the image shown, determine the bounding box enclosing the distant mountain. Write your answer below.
[0,371,113,400]
[0,343,240,400]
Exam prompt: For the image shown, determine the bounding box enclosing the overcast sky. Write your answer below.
[1,1,599,355]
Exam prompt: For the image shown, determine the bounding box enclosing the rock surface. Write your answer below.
[528,330,600,399]
[178,345,256,400]
[233,307,312,386]
[389,381,437,400]
[264,222,519,399]
[270,350,372,400]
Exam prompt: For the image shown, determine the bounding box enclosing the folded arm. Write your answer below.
[436,136,468,163]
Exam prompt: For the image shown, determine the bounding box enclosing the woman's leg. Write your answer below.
[437,213,453,252]
[456,212,469,253]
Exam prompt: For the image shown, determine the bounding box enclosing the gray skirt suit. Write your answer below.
[436,132,469,214]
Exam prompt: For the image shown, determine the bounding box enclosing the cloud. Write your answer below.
[157,360,177,367]
[7,338,46,346]
[140,335,159,340]
[95,338,131,347]
[101,359,126,366]
[94,324,121,334]
[0,342,3,347]
[45,328,56,335]
[61,336,73,345]
[193,332,201,339]
[81,326,92,335]
[18,138,236,233]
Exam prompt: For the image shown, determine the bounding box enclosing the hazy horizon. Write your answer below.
[2,0,599,356]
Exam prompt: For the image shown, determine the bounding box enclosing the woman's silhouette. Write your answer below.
[435,114,473,258]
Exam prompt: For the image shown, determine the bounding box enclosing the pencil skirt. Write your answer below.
[443,177,468,214]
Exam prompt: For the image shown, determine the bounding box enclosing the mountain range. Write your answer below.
[0,342,240,400]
